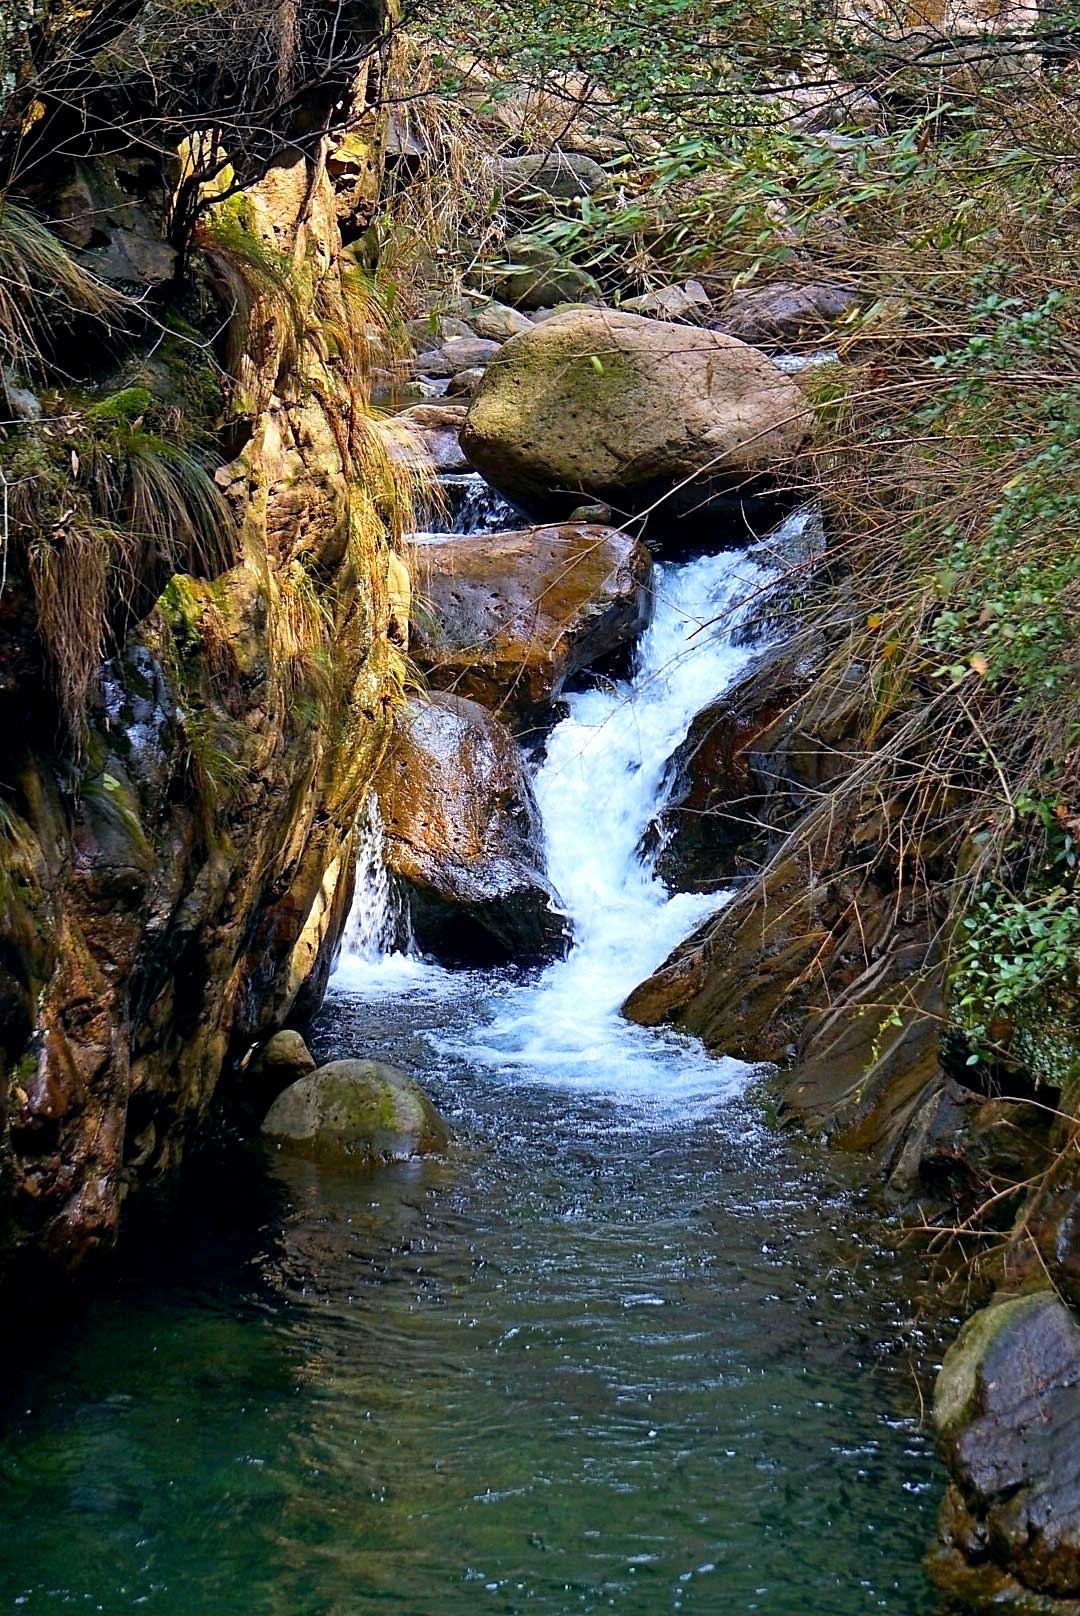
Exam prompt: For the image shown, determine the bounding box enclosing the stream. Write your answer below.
[0,499,947,1614]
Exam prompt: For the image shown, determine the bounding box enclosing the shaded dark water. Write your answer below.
[0,976,948,1616]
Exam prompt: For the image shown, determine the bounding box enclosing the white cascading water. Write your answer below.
[336,798,414,966]
[438,541,774,1111]
[335,508,810,1114]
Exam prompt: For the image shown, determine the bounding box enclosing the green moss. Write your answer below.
[84,386,153,424]
[934,1293,1051,1438]
[160,574,210,661]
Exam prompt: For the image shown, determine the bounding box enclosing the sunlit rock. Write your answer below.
[409,522,652,732]
[262,1059,449,1163]
[461,308,812,521]
[376,693,570,965]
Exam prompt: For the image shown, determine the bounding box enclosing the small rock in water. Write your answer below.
[447,365,487,397]
[249,1029,316,1094]
[261,1059,449,1163]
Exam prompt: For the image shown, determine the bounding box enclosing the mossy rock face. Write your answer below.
[261,1060,450,1164]
[928,1292,1080,1609]
[933,1292,1056,1441]
[486,237,602,313]
[461,307,812,520]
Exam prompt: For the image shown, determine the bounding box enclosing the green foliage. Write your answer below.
[953,885,1080,1081]
[1,386,235,742]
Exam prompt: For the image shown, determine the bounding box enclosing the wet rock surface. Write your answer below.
[409,522,653,732]
[621,665,952,1165]
[645,647,812,891]
[928,1293,1080,1613]
[261,1058,449,1163]
[461,307,813,522]
[376,693,570,965]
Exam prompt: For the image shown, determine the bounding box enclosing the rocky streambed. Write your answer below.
[4,50,1066,1611]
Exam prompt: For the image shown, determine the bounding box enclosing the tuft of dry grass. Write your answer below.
[0,197,130,378]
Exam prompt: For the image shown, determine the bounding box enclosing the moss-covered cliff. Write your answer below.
[0,0,411,1285]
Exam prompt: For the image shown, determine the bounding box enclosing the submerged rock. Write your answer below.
[927,1292,1080,1613]
[376,693,570,965]
[409,523,653,732]
[461,308,812,521]
[262,1059,449,1163]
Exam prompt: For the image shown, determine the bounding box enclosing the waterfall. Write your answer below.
[336,798,415,980]
[436,540,774,1107]
[417,471,526,538]
[333,487,801,1111]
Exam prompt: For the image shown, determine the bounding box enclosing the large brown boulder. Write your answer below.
[409,523,652,733]
[461,308,812,520]
[376,693,570,964]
